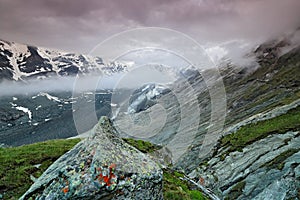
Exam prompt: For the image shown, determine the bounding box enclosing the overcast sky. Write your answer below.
[0,0,299,56]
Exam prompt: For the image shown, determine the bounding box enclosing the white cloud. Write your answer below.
[205,46,228,63]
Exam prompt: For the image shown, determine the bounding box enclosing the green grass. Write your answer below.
[221,106,300,154]
[0,139,81,199]
[163,169,207,200]
[122,138,161,153]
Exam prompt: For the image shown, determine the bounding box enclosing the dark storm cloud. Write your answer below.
[0,0,299,54]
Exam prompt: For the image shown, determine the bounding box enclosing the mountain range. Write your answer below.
[0,39,132,81]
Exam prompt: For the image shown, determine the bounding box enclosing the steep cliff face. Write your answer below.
[20,116,163,200]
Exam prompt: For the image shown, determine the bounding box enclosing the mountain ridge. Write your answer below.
[0,39,132,81]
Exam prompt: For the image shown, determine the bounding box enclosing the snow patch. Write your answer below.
[10,102,17,107]
[15,106,32,121]
[110,103,118,107]
[9,42,31,80]
[38,92,61,102]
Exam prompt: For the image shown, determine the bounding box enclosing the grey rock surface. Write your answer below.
[189,100,300,199]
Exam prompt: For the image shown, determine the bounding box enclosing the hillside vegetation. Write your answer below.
[0,139,81,199]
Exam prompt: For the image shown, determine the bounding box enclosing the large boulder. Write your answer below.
[20,116,163,200]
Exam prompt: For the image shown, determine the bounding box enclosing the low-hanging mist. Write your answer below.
[0,64,177,97]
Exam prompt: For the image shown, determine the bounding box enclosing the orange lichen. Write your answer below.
[103,176,110,183]
[62,186,69,194]
[96,164,117,187]
[97,173,104,181]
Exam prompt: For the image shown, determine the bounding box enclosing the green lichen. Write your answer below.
[121,138,208,199]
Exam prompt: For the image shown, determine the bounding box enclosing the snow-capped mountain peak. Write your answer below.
[0,39,130,81]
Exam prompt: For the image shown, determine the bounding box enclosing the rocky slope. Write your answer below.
[111,30,300,199]
[114,34,300,167]
[0,91,113,147]
[20,116,163,200]
[190,100,300,199]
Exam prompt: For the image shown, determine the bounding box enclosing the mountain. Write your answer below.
[0,39,131,81]
[0,91,113,146]
[111,30,300,199]
[0,39,136,147]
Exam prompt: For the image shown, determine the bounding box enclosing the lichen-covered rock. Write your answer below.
[20,116,163,200]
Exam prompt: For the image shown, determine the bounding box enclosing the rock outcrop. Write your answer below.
[20,116,163,200]
[189,100,300,200]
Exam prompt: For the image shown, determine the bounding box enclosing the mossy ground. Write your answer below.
[220,105,300,156]
[224,47,300,126]
[163,169,208,200]
[122,138,161,153]
[0,139,81,199]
